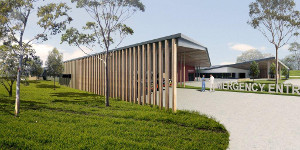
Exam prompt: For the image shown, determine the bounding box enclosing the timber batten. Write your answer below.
[60,34,211,112]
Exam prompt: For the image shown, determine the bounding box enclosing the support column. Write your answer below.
[88,57,91,92]
[122,49,125,100]
[267,61,270,79]
[110,53,112,97]
[97,55,100,95]
[138,46,142,105]
[103,54,105,96]
[147,44,151,105]
[153,43,157,106]
[83,58,85,91]
[125,49,128,101]
[100,55,103,95]
[112,53,115,98]
[194,66,197,81]
[94,56,96,93]
[129,48,132,102]
[133,47,137,103]
[91,56,94,93]
[183,52,186,87]
[165,40,170,110]
[118,50,121,98]
[172,39,177,112]
[158,41,163,109]
[93,57,95,93]
[180,54,182,86]
[142,45,146,105]
[104,54,107,97]
[94,56,96,94]
[115,52,118,98]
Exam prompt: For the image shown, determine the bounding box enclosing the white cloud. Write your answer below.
[31,43,55,66]
[228,43,268,51]
[229,43,256,51]
[63,50,86,61]
[31,43,89,66]
[220,61,234,65]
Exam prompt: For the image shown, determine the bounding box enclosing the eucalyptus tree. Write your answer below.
[281,67,289,79]
[0,0,72,116]
[236,49,264,63]
[0,43,34,97]
[281,54,296,70]
[0,45,18,97]
[248,0,300,84]
[288,42,300,70]
[249,61,260,81]
[61,0,145,106]
[269,63,276,78]
[29,56,43,79]
[46,48,63,90]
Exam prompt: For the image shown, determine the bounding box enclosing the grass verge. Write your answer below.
[0,81,229,150]
[289,70,300,76]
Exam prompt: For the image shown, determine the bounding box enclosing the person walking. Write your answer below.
[201,75,206,92]
[209,74,215,92]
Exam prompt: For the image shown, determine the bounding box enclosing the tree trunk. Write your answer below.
[105,51,110,107]
[9,81,13,97]
[54,76,56,90]
[15,55,23,116]
[275,46,279,84]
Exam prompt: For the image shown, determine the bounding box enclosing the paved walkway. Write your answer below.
[177,89,300,150]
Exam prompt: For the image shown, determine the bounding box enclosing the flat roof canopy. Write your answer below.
[178,46,210,67]
[202,57,289,71]
[177,35,210,67]
[64,33,212,67]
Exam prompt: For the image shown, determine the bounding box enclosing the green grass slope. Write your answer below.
[289,70,300,76]
[0,81,229,150]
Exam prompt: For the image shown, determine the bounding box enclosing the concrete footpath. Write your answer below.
[176,89,300,150]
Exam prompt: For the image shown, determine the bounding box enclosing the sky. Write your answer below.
[22,0,300,66]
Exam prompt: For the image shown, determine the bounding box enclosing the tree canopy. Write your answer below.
[46,48,63,90]
[249,61,260,81]
[46,48,63,78]
[248,0,300,84]
[288,42,300,70]
[281,54,296,70]
[61,0,145,107]
[0,0,72,116]
[269,62,276,78]
[236,49,273,63]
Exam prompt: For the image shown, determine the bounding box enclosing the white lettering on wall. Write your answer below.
[216,82,298,95]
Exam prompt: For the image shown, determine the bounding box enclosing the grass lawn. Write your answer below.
[287,77,300,79]
[289,70,300,76]
[0,81,229,150]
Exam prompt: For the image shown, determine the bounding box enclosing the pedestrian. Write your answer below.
[201,75,206,92]
[209,74,215,92]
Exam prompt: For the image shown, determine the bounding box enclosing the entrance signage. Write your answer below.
[217,82,300,95]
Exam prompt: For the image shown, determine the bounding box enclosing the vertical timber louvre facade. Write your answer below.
[60,34,211,112]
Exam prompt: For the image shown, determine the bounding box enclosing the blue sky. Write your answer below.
[24,0,300,66]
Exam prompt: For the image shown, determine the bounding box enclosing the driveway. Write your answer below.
[284,79,300,86]
[176,89,300,150]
